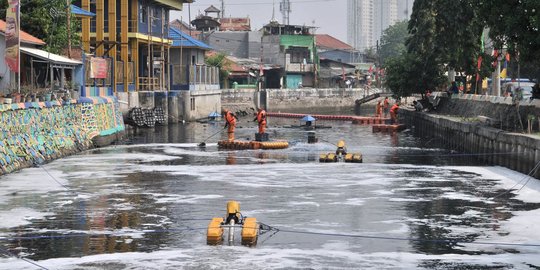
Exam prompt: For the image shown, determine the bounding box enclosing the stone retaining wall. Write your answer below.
[0,98,125,175]
[401,109,540,178]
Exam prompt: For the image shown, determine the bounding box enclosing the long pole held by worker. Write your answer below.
[198,130,222,147]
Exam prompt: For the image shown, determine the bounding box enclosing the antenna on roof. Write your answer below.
[270,0,278,23]
[221,0,225,18]
[280,0,291,25]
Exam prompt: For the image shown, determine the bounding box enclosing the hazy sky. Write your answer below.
[170,0,348,42]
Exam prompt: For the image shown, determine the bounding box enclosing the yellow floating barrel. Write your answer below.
[241,217,258,246]
[259,141,289,150]
[207,217,224,245]
[319,153,363,163]
[344,153,363,163]
[218,140,289,150]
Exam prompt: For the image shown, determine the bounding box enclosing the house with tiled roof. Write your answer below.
[315,34,353,51]
[219,17,251,31]
[315,34,364,64]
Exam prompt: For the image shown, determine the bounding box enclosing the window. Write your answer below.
[140,5,147,23]
[191,55,196,65]
[190,97,195,111]
[286,46,310,64]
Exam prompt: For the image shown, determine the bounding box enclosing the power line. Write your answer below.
[188,0,335,7]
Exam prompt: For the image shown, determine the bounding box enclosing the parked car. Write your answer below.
[502,82,535,100]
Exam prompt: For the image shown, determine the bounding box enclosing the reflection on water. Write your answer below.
[0,117,539,269]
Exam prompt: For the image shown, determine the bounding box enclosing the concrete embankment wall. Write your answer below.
[116,90,221,122]
[0,98,125,175]
[220,88,366,115]
[401,109,540,178]
[436,93,540,132]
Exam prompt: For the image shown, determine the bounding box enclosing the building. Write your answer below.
[347,0,373,51]
[168,27,219,91]
[347,0,411,51]
[262,22,318,89]
[316,34,363,64]
[373,0,399,45]
[75,0,192,96]
[0,20,82,96]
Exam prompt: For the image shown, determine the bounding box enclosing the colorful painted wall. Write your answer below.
[0,97,124,175]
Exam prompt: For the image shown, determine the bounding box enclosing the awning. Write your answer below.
[20,47,82,68]
[71,5,95,18]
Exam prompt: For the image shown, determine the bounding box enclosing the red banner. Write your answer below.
[90,57,108,79]
[5,0,19,73]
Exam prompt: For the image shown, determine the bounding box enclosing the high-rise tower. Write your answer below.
[347,0,373,51]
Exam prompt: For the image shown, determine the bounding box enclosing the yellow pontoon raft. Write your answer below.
[207,201,260,246]
[319,140,363,163]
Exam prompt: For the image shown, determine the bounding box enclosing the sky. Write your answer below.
[170,0,348,42]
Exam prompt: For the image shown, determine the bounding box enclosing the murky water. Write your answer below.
[1,116,539,269]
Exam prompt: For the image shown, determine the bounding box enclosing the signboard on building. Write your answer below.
[90,57,108,79]
[5,0,20,73]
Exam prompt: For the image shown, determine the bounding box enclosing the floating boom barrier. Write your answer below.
[217,140,289,150]
[266,112,406,133]
[266,112,391,125]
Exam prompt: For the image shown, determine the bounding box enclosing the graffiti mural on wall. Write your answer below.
[0,98,124,174]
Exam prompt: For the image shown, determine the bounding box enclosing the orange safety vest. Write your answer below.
[390,104,399,114]
[256,110,267,123]
[225,111,236,127]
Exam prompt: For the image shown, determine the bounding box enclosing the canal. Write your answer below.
[0,116,539,269]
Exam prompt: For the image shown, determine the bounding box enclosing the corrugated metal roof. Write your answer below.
[20,47,82,66]
[315,34,353,50]
[0,19,46,45]
[169,27,211,50]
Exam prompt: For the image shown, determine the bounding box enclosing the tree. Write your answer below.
[0,0,80,54]
[379,20,409,65]
[205,53,230,89]
[481,0,540,81]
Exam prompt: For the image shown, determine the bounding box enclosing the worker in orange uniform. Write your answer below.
[223,109,237,141]
[390,103,399,124]
[254,108,267,134]
[375,101,382,117]
[383,97,390,118]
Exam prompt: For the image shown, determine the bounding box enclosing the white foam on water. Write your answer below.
[0,207,53,228]
[1,246,538,270]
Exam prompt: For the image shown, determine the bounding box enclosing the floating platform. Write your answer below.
[372,124,406,133]
[218,140,289,150]
[319,153,363,163]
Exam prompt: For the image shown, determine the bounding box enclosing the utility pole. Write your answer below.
[221,0,225,18]
[66,0,71,58]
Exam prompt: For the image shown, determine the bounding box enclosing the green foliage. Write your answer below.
[205,53,230,88]
[380,20,409,65]
[0,0,80,54]
[481,0,540,81]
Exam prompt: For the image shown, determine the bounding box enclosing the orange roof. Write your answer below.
[0,19,46,45]
[219,17,251,31]
[315,34,353,51]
